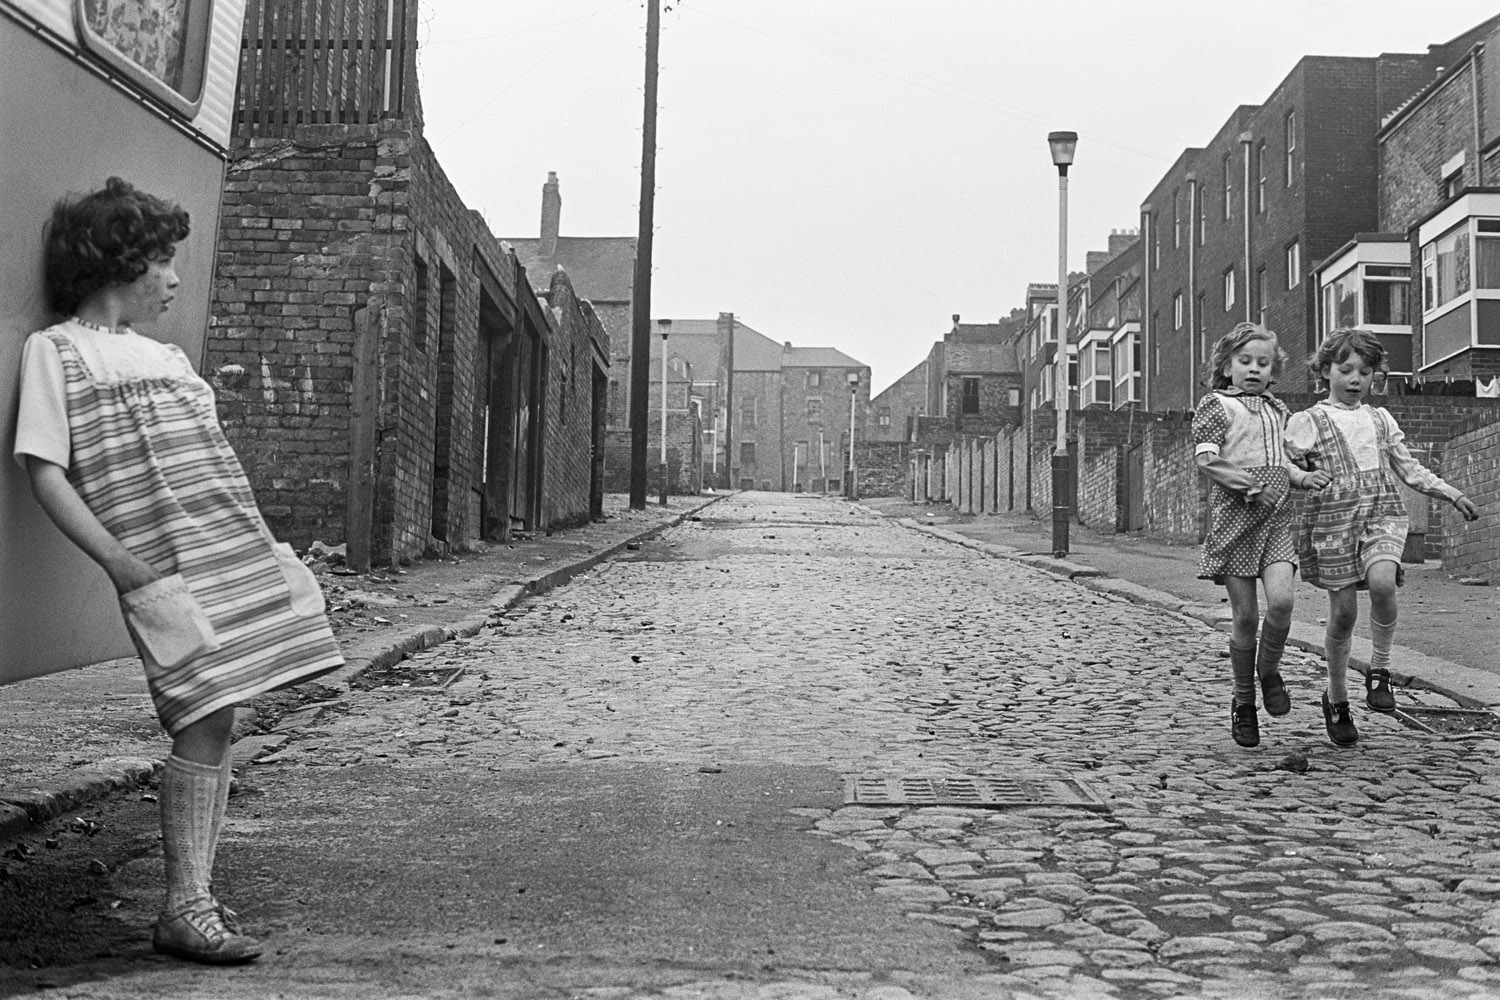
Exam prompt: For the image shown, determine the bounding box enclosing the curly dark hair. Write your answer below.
[1308,327,1387,382]
[44,177,190,314]
[1206,321,1286,390]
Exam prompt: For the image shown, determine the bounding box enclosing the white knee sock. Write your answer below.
[160,754,221,914]
[1325,633,1351,704]
[1369,616,1397,674]
[205,754,232,896]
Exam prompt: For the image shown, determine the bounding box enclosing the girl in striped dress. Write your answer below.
[1194,323,1330,749]
[14,179,344,964]
[1286,328,1479,748]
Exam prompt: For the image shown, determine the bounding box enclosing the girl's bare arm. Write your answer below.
[25,457,161,593]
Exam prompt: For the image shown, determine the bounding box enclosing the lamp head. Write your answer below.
[1048,131,1078,170]
[657,318,672,339]
[847,371,860,389]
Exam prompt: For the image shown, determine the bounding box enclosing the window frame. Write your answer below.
[1223,266,1237,312]
[1284,109,1297,187]
[1223,152,1233,221]
[1256,140,1266,213]
[74,0,214,119]
[1172,292,1183,331]
[1286,240,1302,290]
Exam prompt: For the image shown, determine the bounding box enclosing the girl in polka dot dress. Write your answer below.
[1193,323,1330,749]
[1285,328,1479,748]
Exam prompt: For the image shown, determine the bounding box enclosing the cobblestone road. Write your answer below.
[12,492,1500,999]
[276,492,1500,999]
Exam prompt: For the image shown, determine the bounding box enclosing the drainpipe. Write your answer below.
[1187,172,1199,400]
[1473,45,1486,186]
[1141,203,1152,412]
[1240,132,1254,322]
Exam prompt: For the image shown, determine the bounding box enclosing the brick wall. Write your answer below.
[1442,419,1500,577]
[540,271,609,526]
[210,122,598,562]
[209,125,393,550]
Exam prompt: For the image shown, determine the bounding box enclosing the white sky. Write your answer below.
[416,1,1499,394]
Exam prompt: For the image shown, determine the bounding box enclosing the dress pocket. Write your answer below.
[119,574,221,669]
[274,543,327,617]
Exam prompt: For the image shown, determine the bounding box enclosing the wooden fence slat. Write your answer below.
[254,0,274,134]
[371,0,389,118]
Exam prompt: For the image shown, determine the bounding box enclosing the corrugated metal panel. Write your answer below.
[195,0,247,145]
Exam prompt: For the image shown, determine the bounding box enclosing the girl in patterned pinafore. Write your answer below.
[1286,328,1479,748]
[1193,323,1330,749]
[14,179,344,964]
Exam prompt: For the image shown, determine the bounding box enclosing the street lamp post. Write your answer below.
[658,318,671,507]
[1048,130,1077,557]
[846,370,859,500]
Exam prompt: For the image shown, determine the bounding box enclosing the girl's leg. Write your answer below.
[156,707,259,962]
[1320,586,1360,746]
[1324,586,1358,703]
[1365,561,1400,711]
[1223,576,1259,704]
[1255,563,1295,714]
[1223,576,1261,746]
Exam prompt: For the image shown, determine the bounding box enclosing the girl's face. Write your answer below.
[1325,351,1375,406]
[1224,338,1277,395]
[117,253,179,326]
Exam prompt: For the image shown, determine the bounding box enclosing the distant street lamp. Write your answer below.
[846,370,859,500]
[659,318,671,507]
[1048,130,1077,557]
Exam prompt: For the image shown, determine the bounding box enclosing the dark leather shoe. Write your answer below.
[1260,672,1291,717]
[1365,668,1396,713]
[1231,698,1260,748]
[1322,691,1358,747]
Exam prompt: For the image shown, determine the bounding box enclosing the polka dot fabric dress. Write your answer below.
[1192,391,1296,584]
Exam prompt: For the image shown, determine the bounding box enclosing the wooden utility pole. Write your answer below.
[628,0,661,508]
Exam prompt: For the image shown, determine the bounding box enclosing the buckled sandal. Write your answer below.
[1321,691,1359,747]
[153,900,262,964]
[1231,698,1260,748]
[1260,671,1291,717]
[1365,668,1396,713]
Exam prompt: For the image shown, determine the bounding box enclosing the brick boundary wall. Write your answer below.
[1441,419,1500,579]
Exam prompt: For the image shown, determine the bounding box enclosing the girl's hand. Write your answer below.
[1305,470,1332,490]
[1252,480,1286,508]
[1455,496,1481,522]
[108,554,164,595]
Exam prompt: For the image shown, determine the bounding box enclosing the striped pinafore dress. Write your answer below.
[42,326,344,733]
[1294,403,1408,591]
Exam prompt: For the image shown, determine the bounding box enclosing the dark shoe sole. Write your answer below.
[1261,672,1291,717]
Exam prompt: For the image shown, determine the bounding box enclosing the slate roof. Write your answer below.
[783,345,864,369]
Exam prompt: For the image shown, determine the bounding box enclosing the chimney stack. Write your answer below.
[540,171,561,258]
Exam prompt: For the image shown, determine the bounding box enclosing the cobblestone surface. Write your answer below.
[269,493,1500,999]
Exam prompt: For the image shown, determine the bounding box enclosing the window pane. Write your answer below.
[1364,280,1409,325]
[1476,237,1500,290]
[83,0,194,91]
[1335,272,1359,327]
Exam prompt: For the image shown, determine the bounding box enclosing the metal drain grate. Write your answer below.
[845,774,1109,811]
[1393,706,1500,737]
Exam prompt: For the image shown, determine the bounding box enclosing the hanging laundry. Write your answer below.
[1476,376,1500,398]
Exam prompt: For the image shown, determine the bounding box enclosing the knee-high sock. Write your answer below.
[206,754,232,891]
[160,755,220,914]
[1230,641,1257,705]
[1256,618,1291,679]
[1369,616,1397,675]
[1325,632,1352,704]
